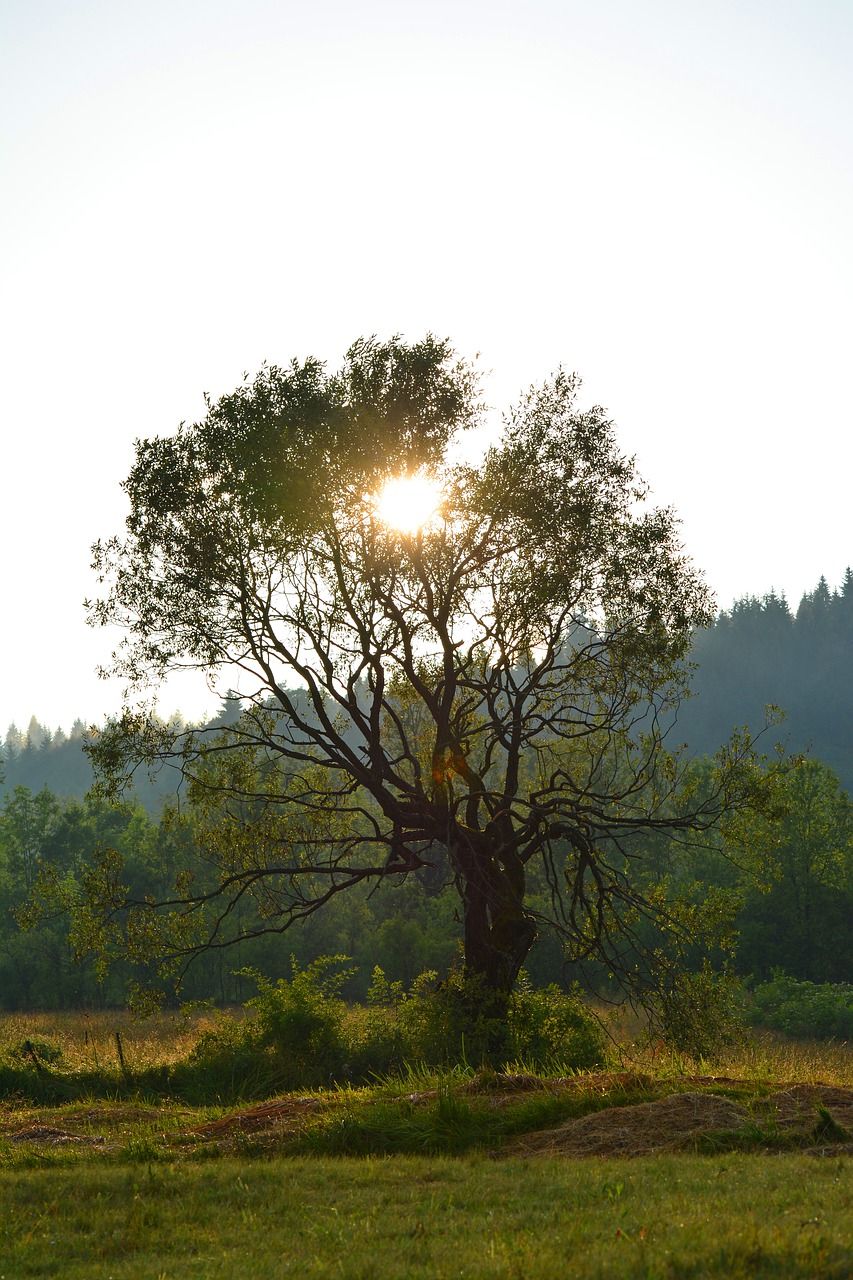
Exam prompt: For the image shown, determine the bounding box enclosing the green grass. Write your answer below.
[0,1012,849,1278]
[0,1079,669,1168]
[0,1153,849,1279]
[292,1085,605,1157]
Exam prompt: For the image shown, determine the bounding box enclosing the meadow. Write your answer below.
[0,1008,849,1278]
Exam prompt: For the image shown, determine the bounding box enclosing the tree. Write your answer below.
[731,758,853,982]
[1,785,61,893]
[86,335,755,1026]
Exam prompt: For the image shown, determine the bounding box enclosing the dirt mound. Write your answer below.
[756,1084,853,1133]
[504,1091,749,1158]
[8,1125,105,1146]
[194,1096,322,1138]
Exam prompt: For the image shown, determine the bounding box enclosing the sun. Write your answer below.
[374,471,443,535]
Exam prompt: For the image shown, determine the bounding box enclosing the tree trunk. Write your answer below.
[453,835,537,1058]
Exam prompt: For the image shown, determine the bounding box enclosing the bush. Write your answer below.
[507,979,606,1071]
[176,957,606,1100]
[747,973,853,1040]
[181,956,354,1098]
[243,955,354,1083]
[395,969,506,1066]
[390,968,606,1071]
[649,968,744,1060]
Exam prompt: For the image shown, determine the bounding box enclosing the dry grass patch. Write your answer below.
[755,1083,853,1131]
[504,1090,751,1158]
[193,1095,324,1138]
[0,1007,214,1071]
[502,1079,853,1159]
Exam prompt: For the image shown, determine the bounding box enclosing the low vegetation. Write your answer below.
[0,998,849,1278]
[0,963,607,1106]
[1,1153,851,1280]
[178,960,607,1101]
[748,974,853,1041]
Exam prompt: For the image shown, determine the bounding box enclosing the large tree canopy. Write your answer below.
[87,336,756,1021]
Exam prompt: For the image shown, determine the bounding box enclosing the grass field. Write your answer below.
[0,1011,849,1279]
[0,1153,850,1279]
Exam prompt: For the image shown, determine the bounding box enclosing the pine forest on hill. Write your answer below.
[676,570,853,790]
[6,573,853,799]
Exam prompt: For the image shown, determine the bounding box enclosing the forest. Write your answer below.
[1,572,851,1012]
[678,571,853,790]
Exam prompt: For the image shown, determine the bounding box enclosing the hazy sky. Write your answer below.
[2,0,852,733]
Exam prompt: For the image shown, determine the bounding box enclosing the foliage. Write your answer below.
[386,969,606,1071]
[180,957,607,1097]
[185,956,354,1096]
[645,966,745,1060]
[82,334,769,1033]
[5,755,850,1020]
[505,977,607,1070]
[3,1035,63,1065]
[0,785,212,1010]
[729,759,853,983]
[747,973,853,1041]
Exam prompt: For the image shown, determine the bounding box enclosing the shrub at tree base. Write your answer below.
[178,958,606,1099]
[747,973,853,1041]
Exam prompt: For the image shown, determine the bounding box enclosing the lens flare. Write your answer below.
[374,472,442,535]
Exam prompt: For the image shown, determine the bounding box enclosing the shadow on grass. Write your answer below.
[662,1243,852,1279]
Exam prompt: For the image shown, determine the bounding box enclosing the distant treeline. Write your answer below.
[5,572,853,798]
[1,718,94,799]
[676,571,853,789]
[0,704,240,812]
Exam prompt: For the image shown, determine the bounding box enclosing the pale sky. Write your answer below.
[2,0,852,734]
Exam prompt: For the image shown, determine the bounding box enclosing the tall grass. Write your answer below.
[0,1008,219,1071]
[0,999,848,1109]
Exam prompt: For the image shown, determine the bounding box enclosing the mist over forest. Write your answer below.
[5,571,853,797]
[676,571,853,789]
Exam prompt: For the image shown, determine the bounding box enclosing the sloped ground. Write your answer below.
[502,1081,853,1158]
[1,1073,851,1158]
[194,1074,853,1158]
[755,1083,853,1131]
[194,1095,323,1138]
[504,1091,750,1157]
[0,1100,195,1150]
